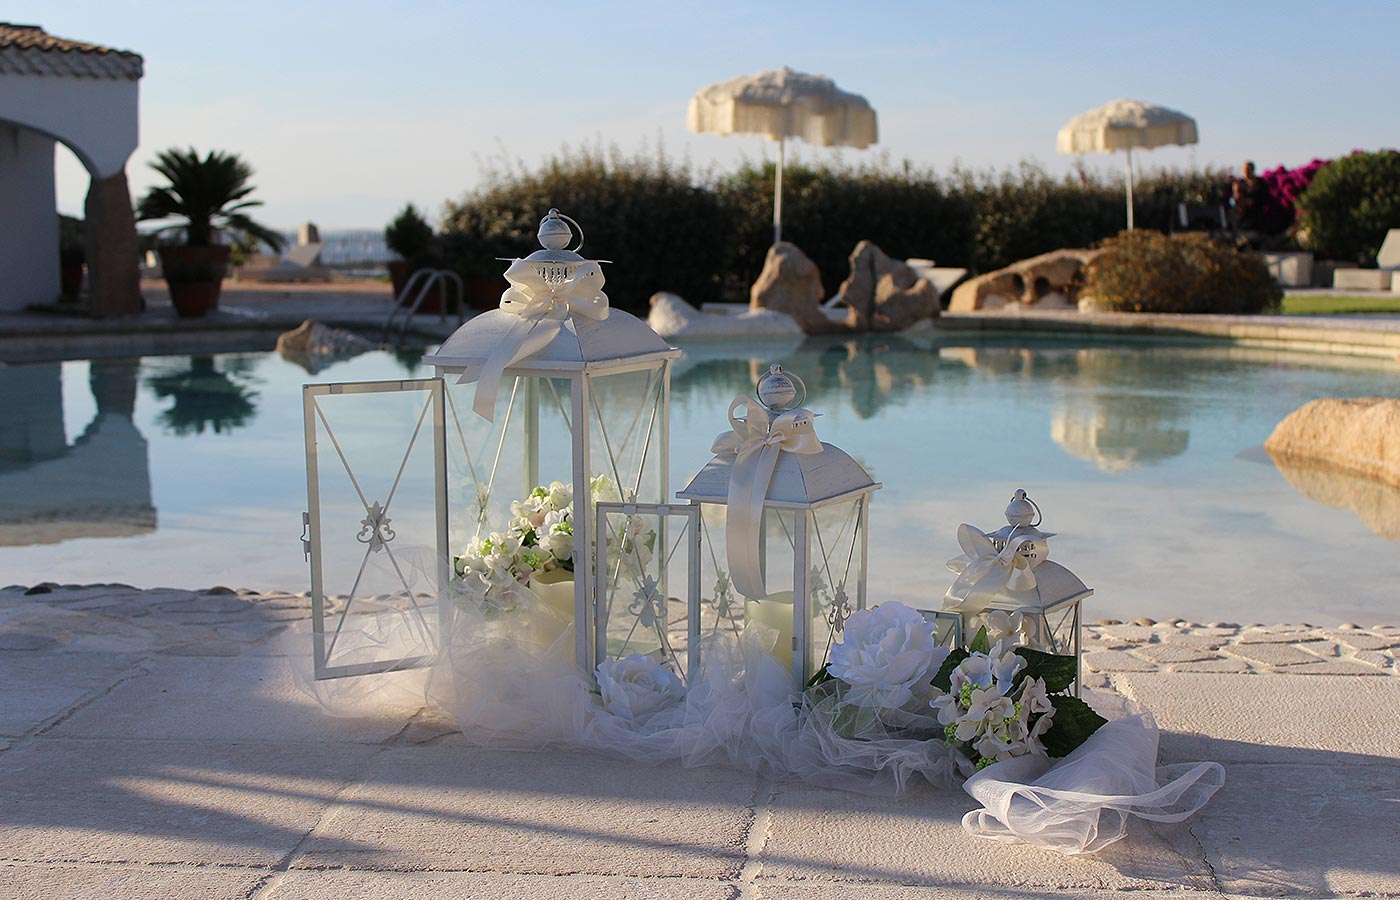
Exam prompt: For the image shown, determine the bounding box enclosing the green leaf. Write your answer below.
[1014,648,1079,694]
[930,648,970,693]
[969,626,991,655]
[805,664,833,689]
[1041,694,1108,758]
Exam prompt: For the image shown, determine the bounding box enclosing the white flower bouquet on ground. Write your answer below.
[806,602,1106,775]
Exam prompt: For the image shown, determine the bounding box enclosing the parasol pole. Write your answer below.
[774,135,785,244]
[1124,146,1135,231]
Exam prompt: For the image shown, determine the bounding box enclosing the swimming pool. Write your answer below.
[1,333,1396,625]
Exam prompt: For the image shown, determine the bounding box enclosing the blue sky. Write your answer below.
[16,1,1400,229]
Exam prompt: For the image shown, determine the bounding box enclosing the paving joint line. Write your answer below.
[735,774,777,900]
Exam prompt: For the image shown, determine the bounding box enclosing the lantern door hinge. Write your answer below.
[300,512,311,561]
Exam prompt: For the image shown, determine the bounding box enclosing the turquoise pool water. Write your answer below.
[2,333,1397,624]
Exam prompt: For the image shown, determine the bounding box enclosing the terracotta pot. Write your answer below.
[167,281,221,318]
[158,246,232,317]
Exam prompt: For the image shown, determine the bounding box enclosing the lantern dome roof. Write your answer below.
[677,443,880,509]
[422,307,677,374]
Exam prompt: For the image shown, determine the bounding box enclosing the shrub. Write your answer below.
[1295,149,1400,264]
[441,143,733,310]
[1259,158,1330,235]
[1085,230,1282,314]
[385,203,435,261]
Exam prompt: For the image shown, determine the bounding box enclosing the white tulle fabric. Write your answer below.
[290,553,1223,855]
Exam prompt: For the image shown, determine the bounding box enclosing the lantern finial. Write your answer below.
[756,364,806,412]
[1005,489,1040,528]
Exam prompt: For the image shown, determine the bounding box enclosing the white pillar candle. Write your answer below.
[528,569,576,665]
[746,590,794,671]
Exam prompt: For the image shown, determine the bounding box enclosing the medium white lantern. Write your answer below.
[677,365,881,689]
[302,209,681,680]
[941,489,1091,692]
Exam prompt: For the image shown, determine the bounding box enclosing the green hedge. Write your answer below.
[438,146,1234,313]
[1296,150,1400,265]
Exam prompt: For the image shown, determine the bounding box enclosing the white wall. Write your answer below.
[0,72,138,177]
[0,124,60,311]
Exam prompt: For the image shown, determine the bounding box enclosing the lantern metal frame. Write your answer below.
[302,377,450,680]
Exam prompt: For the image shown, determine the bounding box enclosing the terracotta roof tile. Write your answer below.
[0,23,143,80]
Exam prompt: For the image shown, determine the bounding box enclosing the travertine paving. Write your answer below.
[1,583,1396,900]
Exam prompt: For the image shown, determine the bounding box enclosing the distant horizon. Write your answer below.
[13,1,1400,231]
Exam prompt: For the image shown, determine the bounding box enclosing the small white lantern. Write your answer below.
[942,489,1091,691]
[678,365,881,689]
[302,209,680,680]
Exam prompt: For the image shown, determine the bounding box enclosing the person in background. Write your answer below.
[1231,160,1271,240]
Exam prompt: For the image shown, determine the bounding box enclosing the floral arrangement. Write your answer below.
[594,653,685,723]
[453,475,620,603]
[808,603,1106,773]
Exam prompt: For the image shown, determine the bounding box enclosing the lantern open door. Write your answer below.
[303,378,449,680]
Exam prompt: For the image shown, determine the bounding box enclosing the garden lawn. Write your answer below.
[1281,293,1400,315]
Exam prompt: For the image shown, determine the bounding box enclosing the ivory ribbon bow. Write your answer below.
[712,397,823,599]
[460,259,610,420]
[943,523,1039,615]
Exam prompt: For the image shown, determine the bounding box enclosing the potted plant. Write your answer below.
[58,214,86,301]
[136,148,285,317]
[384,203,448,313]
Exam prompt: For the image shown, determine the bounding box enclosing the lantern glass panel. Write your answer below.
[808,496,868,676]
[303,379,445,679]
[583,367,668,507]
[594,502,699,681]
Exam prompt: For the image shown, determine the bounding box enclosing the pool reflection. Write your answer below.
[0,359,156,546]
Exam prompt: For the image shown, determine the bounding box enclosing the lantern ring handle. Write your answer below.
[540,210,586,254]
[1026,495,1042,528]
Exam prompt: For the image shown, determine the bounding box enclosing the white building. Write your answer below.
[0,23,143,316]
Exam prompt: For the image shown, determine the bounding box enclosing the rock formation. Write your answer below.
[276,320,376,374]
[1265,397,1400,488]
[647,292,802,340]
[948,249,1100,313]
[838,241,939,332]
[750,242,840,334]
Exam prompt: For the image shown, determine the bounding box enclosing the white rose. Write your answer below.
[595,654,685,722]
[827,601,947,709]
[547,481,573,510]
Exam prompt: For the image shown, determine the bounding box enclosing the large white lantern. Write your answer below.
[302,209,681,680]
[941,489,1091,692]
[677,365,881,689]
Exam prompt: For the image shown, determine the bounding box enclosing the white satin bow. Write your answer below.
[943,523,1040,615]
[712,397,823,599]
[460,259,610,420]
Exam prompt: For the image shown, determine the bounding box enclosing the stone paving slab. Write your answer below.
[757,779,1213,892]
[263,870,737,900]
[755,886,1225,900]
[0,738,380,867]
[0,650,139,737]
[1,863,267,900]
[1191,762,1400,897]
[1111,672,1400,764]
[291,745,758,879]
[47,655,414,745]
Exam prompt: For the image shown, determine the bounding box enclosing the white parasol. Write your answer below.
[688,66,877,244]
[1057,99,1198,230]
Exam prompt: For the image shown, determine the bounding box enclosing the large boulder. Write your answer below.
[750,242,840,334]
[276,319,376,374]
[647,292,803,340]
[948,249,1100,312]
[1265,398,1400,488]
[838,240,940,332]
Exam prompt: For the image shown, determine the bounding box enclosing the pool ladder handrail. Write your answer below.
[384,268,466,342]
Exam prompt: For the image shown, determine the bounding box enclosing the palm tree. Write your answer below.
[136,148,284,317]
[137,147,285,251]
